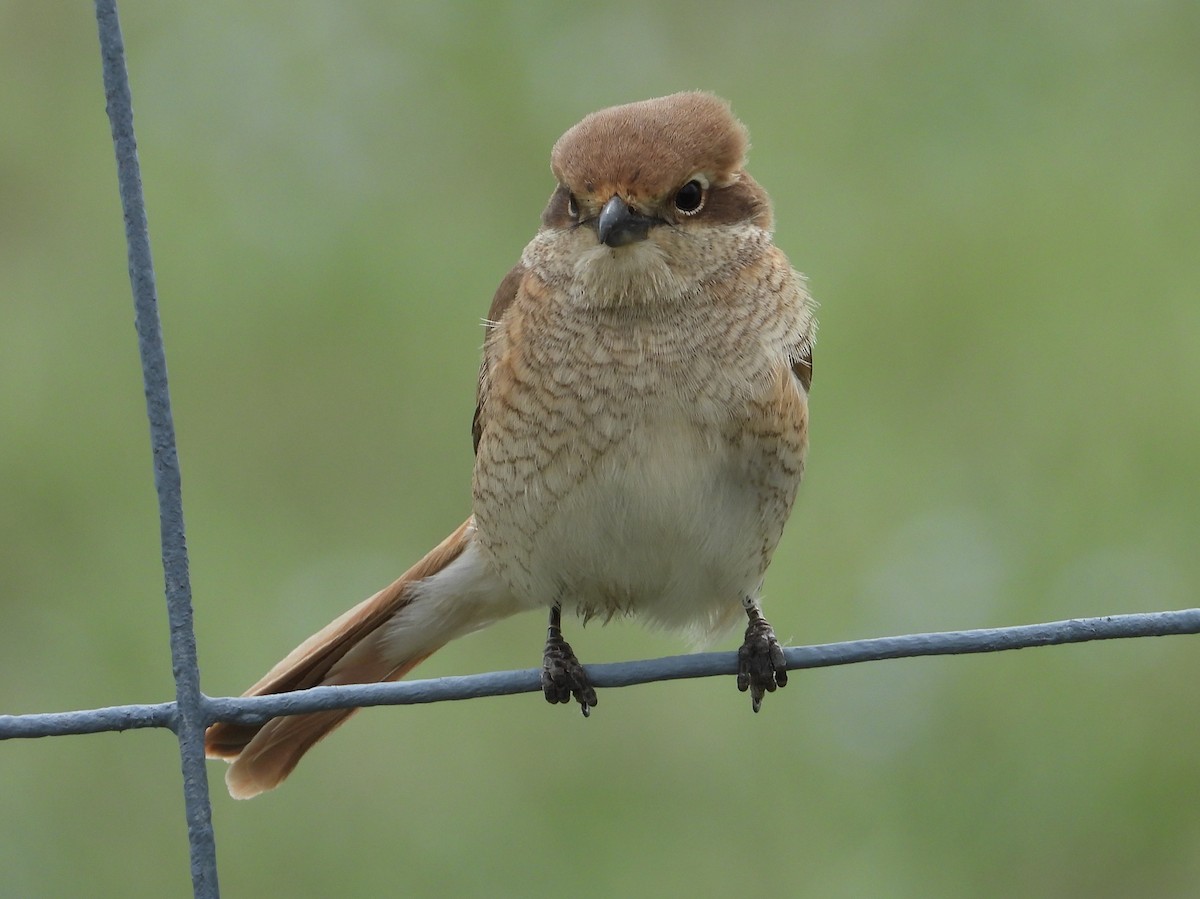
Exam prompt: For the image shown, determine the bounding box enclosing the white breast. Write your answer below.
[526,414,766,642]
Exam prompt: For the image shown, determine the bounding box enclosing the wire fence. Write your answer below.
[1,4,1198,898]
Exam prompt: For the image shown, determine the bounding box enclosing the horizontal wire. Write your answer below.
[4,606,1197,740]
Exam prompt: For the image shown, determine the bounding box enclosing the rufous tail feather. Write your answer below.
[205,519,472,799]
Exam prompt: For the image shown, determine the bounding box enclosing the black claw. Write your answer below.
[542,614,597,715]
[737,610,788,712]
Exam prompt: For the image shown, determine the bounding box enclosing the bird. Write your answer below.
[205,91,817,799]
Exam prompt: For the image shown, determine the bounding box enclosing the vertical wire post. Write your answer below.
[93,3,219,896]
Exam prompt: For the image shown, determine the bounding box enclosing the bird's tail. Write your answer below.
[205,518,499,799]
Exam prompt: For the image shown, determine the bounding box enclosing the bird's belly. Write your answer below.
[519,419,768,640]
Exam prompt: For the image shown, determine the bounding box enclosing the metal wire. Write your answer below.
[92,2,219,896]
[5,607,1198,743]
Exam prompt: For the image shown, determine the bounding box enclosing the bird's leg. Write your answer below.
[541,603,597,716]
[737,596,788,712]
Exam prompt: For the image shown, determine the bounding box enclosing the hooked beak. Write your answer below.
[596,196,654,248]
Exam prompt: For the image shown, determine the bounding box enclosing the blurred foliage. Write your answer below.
[2,2,1199,897]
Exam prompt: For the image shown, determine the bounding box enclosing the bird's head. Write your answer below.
[530,92,776,306]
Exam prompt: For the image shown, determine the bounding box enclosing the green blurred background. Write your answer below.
[3,2,1199,897]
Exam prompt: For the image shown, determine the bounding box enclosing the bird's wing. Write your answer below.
[473,263,525,454]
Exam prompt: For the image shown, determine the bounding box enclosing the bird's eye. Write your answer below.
[674,180,705,215]
[567,193,579,218]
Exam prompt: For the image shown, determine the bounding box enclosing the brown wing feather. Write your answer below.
[473,264,525,453]
[791,346,813,393]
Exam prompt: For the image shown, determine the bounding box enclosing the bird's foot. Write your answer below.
[542,609,597,716]
[737,602,788,712]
